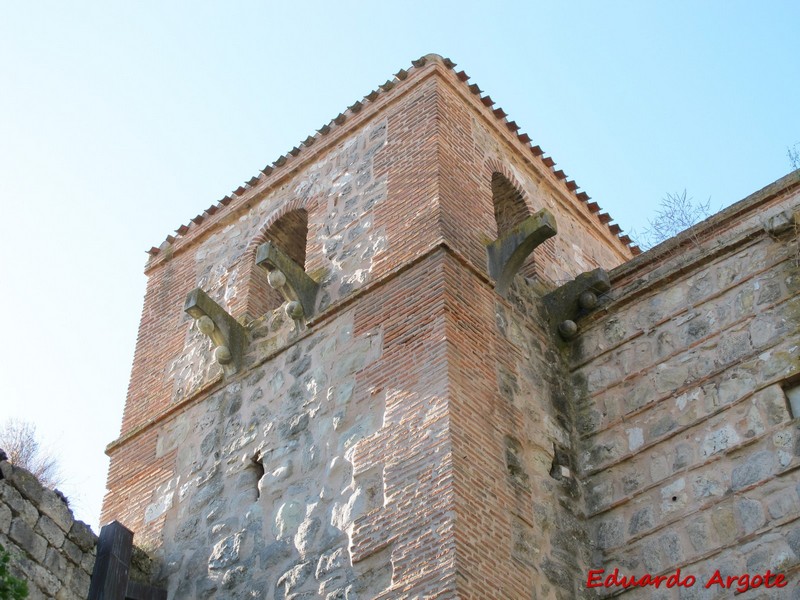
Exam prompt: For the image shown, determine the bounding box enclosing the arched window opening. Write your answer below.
[265,209,308,270]
[248,209,309,317]
[492,172,529,235]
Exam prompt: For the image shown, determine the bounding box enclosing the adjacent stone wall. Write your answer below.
[0,460,97,600]
[573,177,800,597]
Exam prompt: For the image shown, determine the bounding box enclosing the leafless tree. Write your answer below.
[789,143,800,170]
[634,190,712,250]
[0,419,62,488]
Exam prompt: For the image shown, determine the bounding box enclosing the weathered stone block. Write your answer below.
[9,518,48,562]
[736,498,765,535]
[36,513,66,548]
[686,517,711,553]
[67,566,91,596]
[711,504,738,545]
[8,467,44,505]
[1,481,39,526]
[628,506,654,536]
[731,451,773,490]
[639,538,663,572]
[79,547,95,574]
[44,545,69,580]
[595,517,624,550]
[60,538,83,566]
[55,587,84,600]
[37,488,73,534]
[0,502,11,534]
[25,586,47,600]
[702,425,740,458]
[209,531,244,570]
[766,489,797,521]
[277,560,313,596]
[66,521,96,553]
[756,384,791,425]
[659,532,682,563]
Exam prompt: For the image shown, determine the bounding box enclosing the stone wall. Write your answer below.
[143,251,454,598]
[102,55,625,598]
[0,460,97,600]
[573,174,800,597]
[98,53,800,600]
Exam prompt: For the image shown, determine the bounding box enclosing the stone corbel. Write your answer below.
[763,205,800,236]
[487,209,558,296]
[184,288,247,375]
[256,241,320,319]
[543,268,611,340]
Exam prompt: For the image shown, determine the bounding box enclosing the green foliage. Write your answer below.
[0,543,28,600]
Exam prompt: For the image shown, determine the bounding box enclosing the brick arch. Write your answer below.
[245,196,310,259]
[484,159,531,234]
[242,198,313,320]
[484,158,550,281]
[491,172,529,234]
[484,159,534,219]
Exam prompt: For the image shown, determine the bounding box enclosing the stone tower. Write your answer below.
[102,54,800,598]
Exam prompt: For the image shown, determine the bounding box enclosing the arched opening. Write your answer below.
[265,209,308,268]
[492,172,529,235]
[247,209,309,317]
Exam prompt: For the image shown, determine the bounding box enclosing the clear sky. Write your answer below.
[1,1,797,531]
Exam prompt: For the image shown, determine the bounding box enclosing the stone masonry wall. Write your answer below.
[573,175,800,597]
[104,54,642,599]
[0,460,97,600]
[139,251,455,599]
[103,65,445,541]
[104,110,395,543]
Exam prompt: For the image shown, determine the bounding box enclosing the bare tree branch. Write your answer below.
[789,142,800,171]
[0,419,62,489]
[634,190,712,251]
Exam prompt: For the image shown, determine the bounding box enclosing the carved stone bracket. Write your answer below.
[184,288,247,375]
[487,209,558,296]
[763,205,800,235]
[256,241,320,319]
[543,268,611,340]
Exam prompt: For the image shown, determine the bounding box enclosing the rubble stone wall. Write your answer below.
[137,250,455,599]
[573,179,800,597]
[0,461,97,600]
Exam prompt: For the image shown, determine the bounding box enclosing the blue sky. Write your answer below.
[1,1,797,530]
